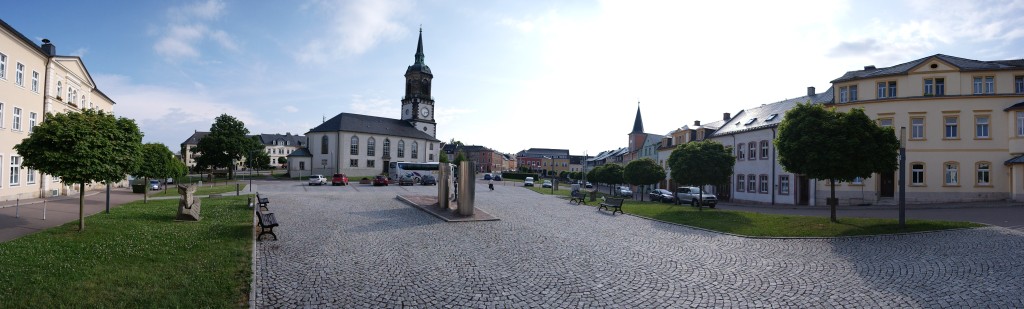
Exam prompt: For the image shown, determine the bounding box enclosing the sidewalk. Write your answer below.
[0,188,145,242]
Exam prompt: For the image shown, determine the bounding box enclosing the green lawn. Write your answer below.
[0,196,253,308]
[148,183,246,198]
[536,189,983,237]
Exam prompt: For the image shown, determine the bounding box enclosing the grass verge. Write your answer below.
[148,183,246,198]
[0,195,253,308]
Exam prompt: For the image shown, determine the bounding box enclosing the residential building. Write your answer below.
[255,133,306,168]
[516,148,569,176]
[827,54,1024,204]
[180,131,209,168]
[658,113,733,190]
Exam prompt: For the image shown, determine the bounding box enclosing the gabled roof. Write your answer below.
[587,147,628,162]
[182,131,210,145]
[308,113,439,141]
[831,54,1024,83]
[287,148,312,157]
[1006,155,1024,165]
[257,133,307,147]
[0,18,47,57]
[710,87,834,137]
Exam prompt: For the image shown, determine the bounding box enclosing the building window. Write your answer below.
[759,175,769,193]
[924,78,945,96]
[850,85,858,101]
[944,162,959,186]
[0,53,6,79]
[912,163,924,185]
[0,103,4,128]
[31,71,39,92]
[349,136,359,156]
[411,141,418,159]
[877,81,896,98]
[397,140,405,158]
[349,159,358,167]
[976,162,990,186]
[321,136,328,154]
[747,142,756,160]
[975,116,989,139]
[737,144,745,160]
[15,63,24,86]
[911,117,925,139]
[12,107,21,131]
[779,175,790,195]
[839,85,858,103]
[737,174,745,192]
[383,139,391,158]
[759,140,769,159]
[367,160,375,168]
[1016,76,1024,94]
[9,156,20,186]
[56,81,62,99]
[878,118,893,128]
[747,174,756,193]
[299,162,305,170]
[26,167,35,184]
[429,143,434,150]
[29,112,36,133]
[429,154,434,161]
[367,137,376,157]
[974,76,995,94]
[1018,111,1024,136]
[944,116,958,139]
[851,177,863,185]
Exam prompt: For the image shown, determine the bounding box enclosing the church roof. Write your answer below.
[406,28,431,75]
[631,104,644,134]
[308,113,439,141]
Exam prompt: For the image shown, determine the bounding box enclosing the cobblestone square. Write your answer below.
[252,181,1024,308]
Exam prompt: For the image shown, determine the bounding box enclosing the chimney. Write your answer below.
[807,86,816,97]
[693,120,701,126]
[723,113,731,121]
[864,65,876,70]
[41,39,56,56]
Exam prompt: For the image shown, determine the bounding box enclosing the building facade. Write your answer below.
[516,148,570,176]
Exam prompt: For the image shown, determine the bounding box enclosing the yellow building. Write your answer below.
[827,54,1024,204]
[1,19,116,200]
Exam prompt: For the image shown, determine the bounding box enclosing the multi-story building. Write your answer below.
[255,133,306,168]
[827,54,1024,204]
[658,113,732,190]
[1,19,116,200]
[516,148,569,176]
[710,87,831,205]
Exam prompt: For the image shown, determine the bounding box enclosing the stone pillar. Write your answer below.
[457,161,475,216]
[438,164,450,210]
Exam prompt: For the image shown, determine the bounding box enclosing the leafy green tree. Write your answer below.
[586,165,603,186]
[668,140,734,209]
[439,151,449,163]
[776,103,899,222]
[249,150,271,169]
[15,109,142,231]
[277,157,288,165]
[134,143,178,203]
[192,114,261,179]
[600,164,625,195]
[624,158,666,201]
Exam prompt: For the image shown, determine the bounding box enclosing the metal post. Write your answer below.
[899,127,907,228]
[106,183,111,214]
[43,199,46,220]
[15,198,19,218]
[236,183,240,196]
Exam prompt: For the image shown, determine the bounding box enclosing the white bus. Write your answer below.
[389,162,443,183]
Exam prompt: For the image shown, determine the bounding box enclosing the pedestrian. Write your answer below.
[488,179,494,191]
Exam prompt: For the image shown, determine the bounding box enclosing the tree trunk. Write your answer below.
[144,177,149,204]
[78,182,86,231]
[829,178,837,222]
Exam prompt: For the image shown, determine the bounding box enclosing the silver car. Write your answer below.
[615,186,633,197]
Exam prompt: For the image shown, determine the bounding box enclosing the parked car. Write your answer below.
[308,175,327,186]
[649,189,675,203]
[331,173,349,186]
[541,180,553,188]
[676,186,718,208]
[483,173,492,180]
[524,177,535,187]
[584,182,593,188]
[492,174,502,181]
[420,174,437,185]
[149,179,161,190]
[372,175,389,186]
[614,186,633,197]
[166,178,175,185]
[398,175,416,186]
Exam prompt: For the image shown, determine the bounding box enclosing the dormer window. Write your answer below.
[765,114,778,122]
[744,118,757,125]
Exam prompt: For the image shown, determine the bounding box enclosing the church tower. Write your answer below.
[628,102,644,153]
[400,28,436,138]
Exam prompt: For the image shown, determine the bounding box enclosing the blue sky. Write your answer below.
[4,0,1023,156]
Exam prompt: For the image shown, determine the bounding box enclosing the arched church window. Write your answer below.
[350,136,359,156]
[411,141,419,159]
[383,139,391,157]
[321,136,328,154]
[367,137,376,156]
[398,140,405,158]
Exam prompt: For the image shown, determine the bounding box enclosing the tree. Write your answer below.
[624,158,666,201]
[249,150,271,169]
[599,164,625,195]
[134,143,178,203]
[15,109,142,231]
[776,103,899,222]
[668,140,734,209]
[192,114,261,179]
[586,165,603,186]
[277,157,288,165]
[439,151,449,163]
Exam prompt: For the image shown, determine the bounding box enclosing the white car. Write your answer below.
[524,177,535,187]
[308,175,327,186]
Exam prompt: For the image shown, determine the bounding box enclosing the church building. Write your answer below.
[298,29,441,177]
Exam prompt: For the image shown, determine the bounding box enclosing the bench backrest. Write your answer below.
[605,197,624,206]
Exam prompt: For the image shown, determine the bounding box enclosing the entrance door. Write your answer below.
[798,176,810,205]
[382,161,390,175]
[880,171,895,197]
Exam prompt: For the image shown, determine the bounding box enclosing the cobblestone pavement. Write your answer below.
[252,180,1024,308]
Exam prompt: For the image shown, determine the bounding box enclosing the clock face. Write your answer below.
[420,107,430,117]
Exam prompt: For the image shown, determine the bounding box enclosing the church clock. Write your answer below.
[420,106,431,118]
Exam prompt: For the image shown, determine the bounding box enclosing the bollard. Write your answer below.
[236,184,240,196]
[15,198,19,218]
[43,199,46,220]
[457,161,475,216]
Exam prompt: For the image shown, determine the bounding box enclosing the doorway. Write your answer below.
[880,171,895,198]
[798,176,810,205]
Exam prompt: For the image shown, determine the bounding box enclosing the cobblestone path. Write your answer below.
[251,181,1024,308]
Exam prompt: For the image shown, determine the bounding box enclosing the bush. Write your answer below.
[500,172,540,180]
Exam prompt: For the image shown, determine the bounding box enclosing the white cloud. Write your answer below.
[154,0,235,61]
[295,0,412,63]
[283,105,299,113]
[347,95,398,118]
[169,0,225,21]
[69,47,88,57]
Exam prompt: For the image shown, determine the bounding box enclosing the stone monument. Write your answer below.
[176,184,202,221]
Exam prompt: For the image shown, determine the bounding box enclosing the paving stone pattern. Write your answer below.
[252,181,1024,308]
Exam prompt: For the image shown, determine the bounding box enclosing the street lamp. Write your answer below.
[898,126,907,228]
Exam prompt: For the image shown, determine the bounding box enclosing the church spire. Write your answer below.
[406,27,432,75]
[631,101,644,134]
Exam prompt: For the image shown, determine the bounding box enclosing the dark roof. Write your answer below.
[587,147,627,162]
[832,54,1024,83]
[406,28,432,75]
[631,104,644,134]
[1006,155,1024,165]
[258,133,307,147]
[517,148,570,158]
[287,148,312,157]
[182,131,210,145]
[1005,101,1024,111]
[308,113,439,141]
[0,18,47,56]
[710,87,834,137]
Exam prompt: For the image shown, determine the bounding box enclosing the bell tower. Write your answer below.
[400,28,436,138]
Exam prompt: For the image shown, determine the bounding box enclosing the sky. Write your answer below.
[4,0,1024,156]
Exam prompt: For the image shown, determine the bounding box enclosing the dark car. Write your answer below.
[483,173,492,180]
[372,175,389,186]
[492,174,502,181]
[398,175,416,186]
[420,174,437,185]
[332,173,349,186]
[649,189,675,203]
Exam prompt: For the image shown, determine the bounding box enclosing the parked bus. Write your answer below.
[389,162,444,183]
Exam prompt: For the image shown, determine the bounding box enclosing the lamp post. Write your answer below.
[898,126,907,228]
[248,150,253,192]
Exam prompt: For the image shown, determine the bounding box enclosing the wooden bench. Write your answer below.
[598,197,624,215]
[255,210,279,241]
[255,193,270,212]
[569,190,587,205]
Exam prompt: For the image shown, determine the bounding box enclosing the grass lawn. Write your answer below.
[148,183,246,198]
[532,189,983,237]
[0,196,253,308]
